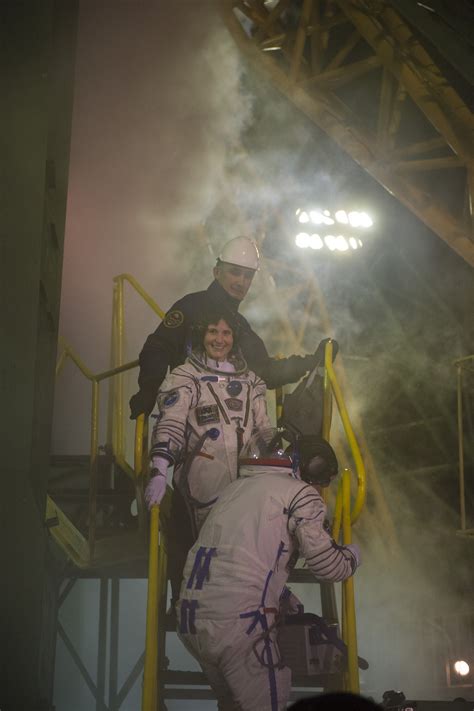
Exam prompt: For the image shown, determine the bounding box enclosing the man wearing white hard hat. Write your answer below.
[130,236,334,418]
[131,236,338,615]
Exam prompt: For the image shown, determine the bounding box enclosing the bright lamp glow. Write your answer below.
[359,212,373,228]
[309,233,323,249]
[309,210,324,224]
[348,211,362,227]
[294,205,373,252]
[295,232,310,248]
[454,660,470,676]
[335,210,349,224]
[324,235,336,251]
[335,235,349,251]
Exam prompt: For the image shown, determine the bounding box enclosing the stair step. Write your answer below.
[48,488,134,501]
[161,669,336,698]
[50,454,91,468]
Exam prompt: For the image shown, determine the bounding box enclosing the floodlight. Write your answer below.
[335,235,349,251]
[335,210,349,224]
[295,232,310,248]
[348,211,362,227]
[359,212,373,228]
[324,235,336,251]
[309,234,323,249]
[309,210,324,225]
[293,204,373,253]
[454,660,470,676]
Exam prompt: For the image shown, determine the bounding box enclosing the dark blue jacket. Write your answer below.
[130,280,316,418]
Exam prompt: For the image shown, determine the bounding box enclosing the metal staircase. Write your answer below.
[49,274,367,709]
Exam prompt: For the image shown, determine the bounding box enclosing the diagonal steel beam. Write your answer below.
[222,0,474,267]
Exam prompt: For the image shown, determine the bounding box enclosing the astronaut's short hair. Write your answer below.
[191,308,240,353]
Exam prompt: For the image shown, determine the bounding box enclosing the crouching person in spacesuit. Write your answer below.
[177,429,360,711]
[144,307,272,605]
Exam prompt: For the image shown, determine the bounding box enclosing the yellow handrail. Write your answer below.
[110,273,165,461]
[341,469,359,693]
[54,337,141,560]
[113,273,166,319]
[324,344,367,524]
[138,405,168,709]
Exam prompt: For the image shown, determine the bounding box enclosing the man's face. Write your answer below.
[213,262,255,301]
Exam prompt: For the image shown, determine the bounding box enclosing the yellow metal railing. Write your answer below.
[331,470,360,693]
[137,412,169,711]
[322,341,366,524]
[110,273,165,461]
[322,339,366,692]
[55,336,140,559]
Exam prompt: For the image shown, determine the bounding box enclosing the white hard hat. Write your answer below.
[218,236,260,271]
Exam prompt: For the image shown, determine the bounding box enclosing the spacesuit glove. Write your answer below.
[144,458,169,510]
[345,543,361,572]
[313,338,339,366]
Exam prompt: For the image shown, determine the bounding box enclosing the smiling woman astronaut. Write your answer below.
[144,306,272,607]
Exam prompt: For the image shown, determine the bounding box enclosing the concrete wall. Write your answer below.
[0,3,78,708]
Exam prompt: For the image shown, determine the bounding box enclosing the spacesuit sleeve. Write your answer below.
[239,320,316,390]
[150,368,199,465]
[287,484,357,582]
[250,375,272,432]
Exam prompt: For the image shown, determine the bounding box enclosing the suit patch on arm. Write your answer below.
[163,309,184,328]
[225,397,243,412]
[162,390,180,408]
[196,404,219,426]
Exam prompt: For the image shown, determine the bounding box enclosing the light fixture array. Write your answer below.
[294,208,373,252]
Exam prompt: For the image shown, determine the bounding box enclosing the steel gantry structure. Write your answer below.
[221,0,474,267]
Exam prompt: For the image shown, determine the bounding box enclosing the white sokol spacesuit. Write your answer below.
[176,434,359,711]
[150,350,271,532]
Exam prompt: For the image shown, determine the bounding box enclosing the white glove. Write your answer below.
[345,543,361,570]
[150,456,169,478]
[144,457,169,510]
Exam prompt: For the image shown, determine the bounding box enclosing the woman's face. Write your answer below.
[203,319,234,362]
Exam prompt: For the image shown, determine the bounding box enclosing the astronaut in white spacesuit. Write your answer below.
[177,430,360,711]
[145,307,271,531]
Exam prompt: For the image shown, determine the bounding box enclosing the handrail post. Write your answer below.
[322,340,334,442]
[320,340,339,634]
[341,469,359,693]
[108,281,119,450]
[325,359,367,524]
[134,414,149,534]
[88,379,100,561]
[116,276,125,459]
